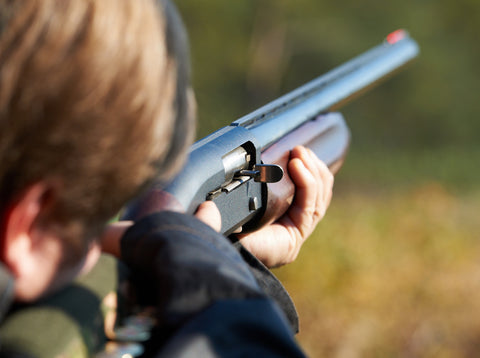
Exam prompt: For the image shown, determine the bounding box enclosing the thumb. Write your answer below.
[194,201,222,232]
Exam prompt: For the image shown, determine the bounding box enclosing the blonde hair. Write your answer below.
[0,0,193,259]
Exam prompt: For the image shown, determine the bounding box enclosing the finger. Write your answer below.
[194,201,222,232]
[304,147,334,218]
[287,155,318,237]
[291,147,324,220]
[101,221,133,257]
[292,146,320,179]
[308,148,334,209]
[289,146,319,191]
[306,148,324,185]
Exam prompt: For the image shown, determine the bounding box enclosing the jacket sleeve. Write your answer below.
[120,211,305,357]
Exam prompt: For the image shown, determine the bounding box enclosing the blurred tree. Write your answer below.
[176,0,480,189]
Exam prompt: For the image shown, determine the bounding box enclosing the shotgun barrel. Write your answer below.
[235,29,419,150]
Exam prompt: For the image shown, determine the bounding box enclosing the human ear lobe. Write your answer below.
[0,183,65,301]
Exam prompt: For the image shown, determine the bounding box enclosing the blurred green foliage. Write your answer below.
[176,0,480,191]
[175,1,480,356]
[277,187,480,356]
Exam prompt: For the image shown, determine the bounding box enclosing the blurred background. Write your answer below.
[176,0,480,356]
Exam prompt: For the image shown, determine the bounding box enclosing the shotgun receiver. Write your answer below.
[123,30,419,235]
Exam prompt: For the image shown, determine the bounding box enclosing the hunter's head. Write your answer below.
[0,0,193,300]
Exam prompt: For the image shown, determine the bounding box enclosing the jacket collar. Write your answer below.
[0,263,14,322]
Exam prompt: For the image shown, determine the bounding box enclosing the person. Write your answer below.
[0,0,333,356]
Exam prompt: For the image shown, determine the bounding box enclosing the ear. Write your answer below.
[1,183,50,278]
[0,183,68,301]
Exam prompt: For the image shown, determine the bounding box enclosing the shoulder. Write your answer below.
[0,255,119,358]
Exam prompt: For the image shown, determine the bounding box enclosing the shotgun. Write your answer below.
[122,29,419,235]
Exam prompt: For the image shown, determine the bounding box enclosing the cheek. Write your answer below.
[14,240,65,301]
[14,237,93,302]
[46,243,101,297]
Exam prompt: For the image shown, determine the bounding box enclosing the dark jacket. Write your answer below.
[0,212,305,357]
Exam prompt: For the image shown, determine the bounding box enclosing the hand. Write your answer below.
[101,146,332,269]
[194,200,221,232]
[237,146,334,268]
[100,202,222,259]
[100,220,133,258]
